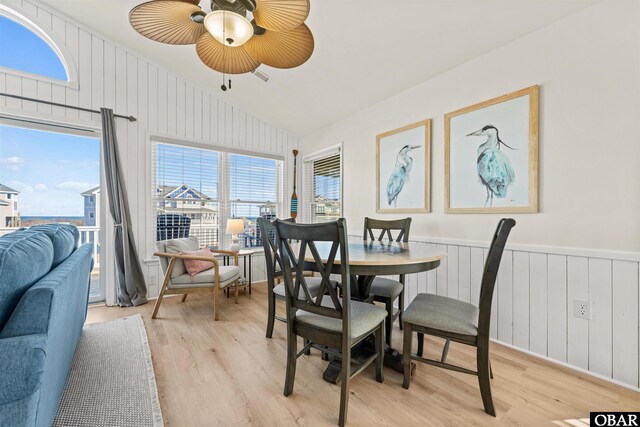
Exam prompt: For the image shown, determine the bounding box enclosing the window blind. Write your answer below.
[223,152,283,247]
[303,149,342,223]
[152,143,221,247]
[152,141,283,250]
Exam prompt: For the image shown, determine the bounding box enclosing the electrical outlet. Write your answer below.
[573,299,591,320]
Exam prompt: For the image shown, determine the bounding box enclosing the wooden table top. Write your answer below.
[297,240,444,267]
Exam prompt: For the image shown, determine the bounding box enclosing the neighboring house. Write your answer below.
[156,184,219,246]
[156,184,218,224]
[252,203,278,246]
[0,183,20,227]
[81,187,100,226]
[314,195,340,220]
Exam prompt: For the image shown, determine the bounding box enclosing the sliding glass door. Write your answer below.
[0,121,104,302]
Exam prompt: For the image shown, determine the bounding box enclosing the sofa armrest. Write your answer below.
[0,334,46,405]
[0,288,53,338]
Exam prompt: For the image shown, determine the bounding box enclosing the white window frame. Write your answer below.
[0,3,79,88]
[147,134,285,258]
[302,143,343,223]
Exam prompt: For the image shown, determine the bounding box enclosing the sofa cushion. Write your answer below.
[0,231,54,329]
[164,237,200,278]
[29,224,79,268]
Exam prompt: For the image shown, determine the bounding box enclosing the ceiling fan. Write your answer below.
[129,0,313,90]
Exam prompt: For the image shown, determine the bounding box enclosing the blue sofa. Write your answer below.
[0,224,94,427]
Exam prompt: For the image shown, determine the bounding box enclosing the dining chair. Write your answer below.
[257,217,328,338]
[275,218,387,427]
[401,218,516,416]
[154,236,241,321]
[363,217,411,346]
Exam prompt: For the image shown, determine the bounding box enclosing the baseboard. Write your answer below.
[491,339,640,394]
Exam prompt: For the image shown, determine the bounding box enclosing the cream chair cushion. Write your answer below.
[169,265,240,289]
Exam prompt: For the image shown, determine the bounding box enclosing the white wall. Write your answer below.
[303,1,640,254]
[0,0,298,302]
[303,1,640,390]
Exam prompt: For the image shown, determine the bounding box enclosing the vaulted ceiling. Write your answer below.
[45,0,595,135]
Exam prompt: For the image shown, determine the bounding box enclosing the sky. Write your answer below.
[0,125,100,216]
[0,16,67,80]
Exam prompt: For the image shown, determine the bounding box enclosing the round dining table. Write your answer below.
[300,240,445,383]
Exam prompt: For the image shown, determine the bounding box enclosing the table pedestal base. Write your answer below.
[321,339,416,384]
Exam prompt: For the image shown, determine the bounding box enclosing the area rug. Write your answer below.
[53,314,164,427]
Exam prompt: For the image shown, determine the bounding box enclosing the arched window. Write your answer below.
[0,12,72,83]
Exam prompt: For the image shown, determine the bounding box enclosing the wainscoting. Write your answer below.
[354,234,639,391]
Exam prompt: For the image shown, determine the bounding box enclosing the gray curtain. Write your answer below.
[101,108,148,307]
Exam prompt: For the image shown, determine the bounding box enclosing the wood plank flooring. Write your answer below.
[87,284,639,426]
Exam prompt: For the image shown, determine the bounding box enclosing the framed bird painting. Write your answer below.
[376,119,431,213]
[445,85,539,213]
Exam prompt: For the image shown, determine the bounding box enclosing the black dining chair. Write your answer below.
[258,217,327,339]
[275,218,387,427]
[401,218,515,416]
[363,217,411,346]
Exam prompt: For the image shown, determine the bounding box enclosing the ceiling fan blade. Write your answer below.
[196,33,261,74]
[244,24,313,69]
[253,0,310,31]
[130,1,206,45]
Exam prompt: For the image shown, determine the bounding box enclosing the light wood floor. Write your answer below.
[88,284,639,426]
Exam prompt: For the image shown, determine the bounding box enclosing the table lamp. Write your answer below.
[226,218,244,252]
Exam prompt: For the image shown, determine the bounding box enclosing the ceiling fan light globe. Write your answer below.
[204,10,253,47]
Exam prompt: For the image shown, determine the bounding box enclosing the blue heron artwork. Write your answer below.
[387,144,421,207]
[377,120,430,213]
[467,125,516,207]
[446,87,538,213]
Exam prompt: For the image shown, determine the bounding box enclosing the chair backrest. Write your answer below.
[155,236,199,277]
[363,217,412,242]
[274,219,351,335]
[257,217,294,288]
[156,214,191,241]
[477,218,516,340]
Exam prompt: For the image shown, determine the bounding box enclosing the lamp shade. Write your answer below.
[226,218,245,234]
[204,10,253,47]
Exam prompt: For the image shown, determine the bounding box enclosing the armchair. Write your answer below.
[153,237,241,321]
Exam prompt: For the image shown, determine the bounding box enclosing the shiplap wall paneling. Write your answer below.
[1,0,300,301]
[512,251,529,350]
[458,246,471,304]
[612,261,639,387]
[547,254,568,362]
[567,256,589,370]
[589,258,612,378]
[529,253,548,356]
[497,250,514,345]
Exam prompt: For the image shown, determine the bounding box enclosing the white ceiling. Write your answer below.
[45,0,595,135]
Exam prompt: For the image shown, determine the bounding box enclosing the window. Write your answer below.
[0,122,103,302]
[0,15,67,81]
[303,146,342,223]
[152,141,283,250]
[6,193,11,199]
[89,212,95,219]
[89,196,95,203]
